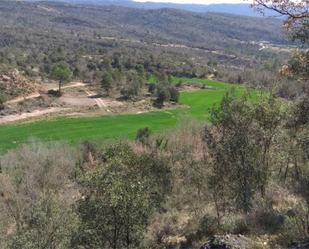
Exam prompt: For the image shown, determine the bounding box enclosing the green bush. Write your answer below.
[169,87,180,103]
[74,143,171,249]
[175,80,182,87]
[155,85,170,107]
[136,127,151,145]
[101,72,113,95]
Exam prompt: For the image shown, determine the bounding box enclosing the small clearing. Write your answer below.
[6,82,86,105]
[83,90,123,112]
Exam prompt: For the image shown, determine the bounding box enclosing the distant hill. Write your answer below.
[25,0,278,17]
[7,1,287,48]
[0,0,292,94]
[1,0,291,76]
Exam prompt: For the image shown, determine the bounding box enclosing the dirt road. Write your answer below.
[0,107,69,124]
[84,90,111,112]
[6,82,86,104]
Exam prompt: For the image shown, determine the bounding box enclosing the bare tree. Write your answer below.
[253,0,309,28]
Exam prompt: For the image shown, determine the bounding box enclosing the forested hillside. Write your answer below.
[1,1,288,47]
[26,0,278,17]
[0,0,294,97]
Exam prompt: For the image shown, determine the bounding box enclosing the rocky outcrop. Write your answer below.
[199,235,259,249]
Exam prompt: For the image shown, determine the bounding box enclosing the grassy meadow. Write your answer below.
[0,78,251,152]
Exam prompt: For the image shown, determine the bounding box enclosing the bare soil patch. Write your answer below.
[0,107,70,124]
[179,83,215,92]
[59,95,96,107]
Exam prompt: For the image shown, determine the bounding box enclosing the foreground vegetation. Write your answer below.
[0,90,307,249]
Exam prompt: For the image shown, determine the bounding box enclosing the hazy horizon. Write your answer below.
[133,0,248,4]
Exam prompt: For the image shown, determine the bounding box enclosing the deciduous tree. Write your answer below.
[73,143,171,249]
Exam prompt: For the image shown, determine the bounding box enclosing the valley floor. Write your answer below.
[0,78,249,152]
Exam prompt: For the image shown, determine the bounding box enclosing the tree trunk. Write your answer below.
[58,80,62,96]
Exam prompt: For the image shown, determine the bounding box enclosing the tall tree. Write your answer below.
[204,90,285,213]
[51,64,72,96]
[101,72,113,95]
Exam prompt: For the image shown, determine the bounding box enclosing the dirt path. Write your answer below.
[6,93,41,104]
[84,90,111,112]
[0,107,69,124]
[45,82,86,91]
[6,82,86,105]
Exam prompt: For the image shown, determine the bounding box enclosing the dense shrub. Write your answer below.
[0,142,78,249]
[197,214,218,237]
[148,83,156,94]
[136,127,151,145]
[169,87,180,103]
[101,72,113,95]
[155,85,170,107]
[73,143,171,249]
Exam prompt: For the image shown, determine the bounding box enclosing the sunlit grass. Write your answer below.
[0,77,254,153]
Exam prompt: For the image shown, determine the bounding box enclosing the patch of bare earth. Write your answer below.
[179,83,215,92]
[59,94,97,107]
[0,108,70,124]
[5,82,87,105]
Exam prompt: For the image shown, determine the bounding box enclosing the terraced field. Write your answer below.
[0,78,250,153]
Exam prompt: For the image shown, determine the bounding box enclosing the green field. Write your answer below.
[0,78,248,153]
